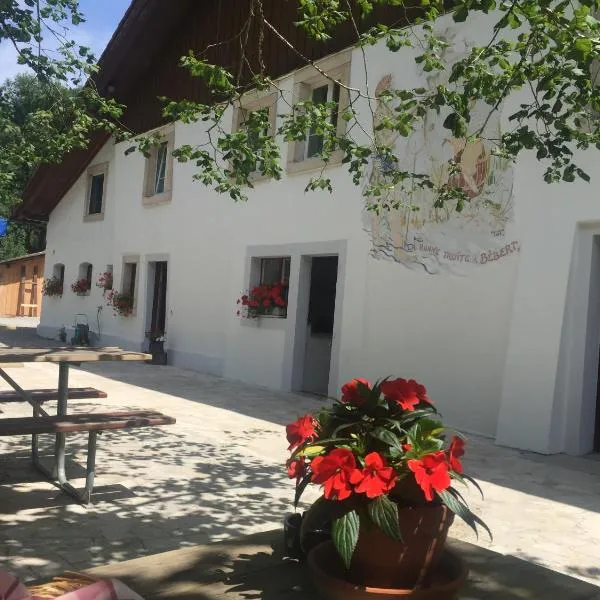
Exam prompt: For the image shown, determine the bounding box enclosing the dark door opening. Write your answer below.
[150,261,168,335]
[595,347,600,452]
[302,256,338,396]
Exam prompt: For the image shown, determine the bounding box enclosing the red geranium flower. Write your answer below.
[311,448,363,501]
[341,378,371,406]
[354,452,396,499]
[287,457,306,480]
[448,436,465,474]
[407,451,451,501]
[286,414,317,451]
[381,378,432,411]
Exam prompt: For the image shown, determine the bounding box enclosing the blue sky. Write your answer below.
[0,0,130,81]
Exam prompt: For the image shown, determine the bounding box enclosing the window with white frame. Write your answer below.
[53,263,65,288]
[143,128,174,204]
[232,92,277,177]
[122,261,138,308]
[258,257,290,317]
[85,163,108,219]
[287,51,351,173]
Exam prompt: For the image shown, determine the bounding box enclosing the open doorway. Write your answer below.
[596,350,600,452]
[147,261,168,336]
[301,256,338,396]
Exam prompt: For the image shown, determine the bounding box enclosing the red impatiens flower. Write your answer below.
[381,378,432,411]
[287,457,306,480]
[341,378,371,406]
[311,448,363,501]
[407,451,451,501]
[354,452,397,499]
[448,436,465,474]
[286,414,317,451]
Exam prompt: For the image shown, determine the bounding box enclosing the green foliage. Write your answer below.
[0,1,123,254]
[143,0,600,212]
[331,509,360,569]
[367,494,402,541]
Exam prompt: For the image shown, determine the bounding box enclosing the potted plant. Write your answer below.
[145,329,167,365]
[285,377,489,596]
[105,289,133,317]
[42,276,63,297]
[236,283,287,318]
[71,278,90,296]
[96,271,113,293]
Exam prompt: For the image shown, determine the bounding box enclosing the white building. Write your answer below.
[17,1,600,456]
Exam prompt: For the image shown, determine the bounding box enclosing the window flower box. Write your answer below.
[42,276,63,297]
[105,290,133,317]
[71,278,91,296]
[96,271,113,292]
[236,283,288,319]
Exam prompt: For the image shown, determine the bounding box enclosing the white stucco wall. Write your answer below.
[39,11,600,454]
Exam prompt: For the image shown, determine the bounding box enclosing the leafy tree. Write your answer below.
[3,0,600,218]
[0,1,123,259]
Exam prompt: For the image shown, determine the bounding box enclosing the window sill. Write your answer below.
[143,190,172,207]
[286,150,344,176]
[240,315,287,329]
[83,213,104,223]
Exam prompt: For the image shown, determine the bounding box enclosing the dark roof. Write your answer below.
[16,0,196,220]
[0,251,45,265]
[16,0,419,221]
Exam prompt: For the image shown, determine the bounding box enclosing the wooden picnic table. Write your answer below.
[0,346,159,503]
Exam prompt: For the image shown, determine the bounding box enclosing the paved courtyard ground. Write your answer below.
[0,318,599,591]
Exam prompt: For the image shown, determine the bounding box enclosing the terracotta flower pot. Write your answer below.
[350,504,454,589]
[307,541,467,600]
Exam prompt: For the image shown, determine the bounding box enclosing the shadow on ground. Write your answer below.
[87,530,600,600]
[0,425,294,583]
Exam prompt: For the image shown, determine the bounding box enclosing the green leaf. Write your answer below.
[294,473,311,508]
[296,445,325,457]
[438,489,492,540]
[368,495,402,541]
[370,427,402,450]
[332,510,360,569]
[574,38,592,61]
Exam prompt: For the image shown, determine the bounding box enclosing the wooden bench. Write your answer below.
[0,410,175,504]
[0,387,107,403]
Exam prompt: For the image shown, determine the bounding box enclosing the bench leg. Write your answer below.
[31,430,98,505]
[83,431,97,504]
[52,363,69,478]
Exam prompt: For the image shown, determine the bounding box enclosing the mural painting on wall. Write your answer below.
[363,72,519,275]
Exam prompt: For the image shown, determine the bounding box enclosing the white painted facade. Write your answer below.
[39,12,600,455]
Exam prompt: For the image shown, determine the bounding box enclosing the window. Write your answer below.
[76,262,92,296]
[247,256,290,318]
[122,261,138,309]
[143,128,174,205]
[154,142,168,194]
[85,163,108,220]
[53,263,65,288]
[306,82,340,159]
[260,257,290,286]
[100,264,113,291]
[232,92,277,178]
[287,51,351,173]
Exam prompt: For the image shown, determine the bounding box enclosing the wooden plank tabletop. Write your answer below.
[0,347,151,363]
